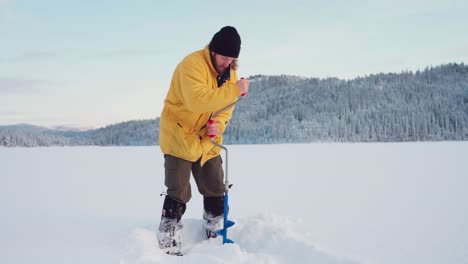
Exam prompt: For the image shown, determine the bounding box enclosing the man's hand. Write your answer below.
[207,120,221,138]
[236,78,249,96]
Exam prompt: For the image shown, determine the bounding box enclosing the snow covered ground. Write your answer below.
[1,142,467,264]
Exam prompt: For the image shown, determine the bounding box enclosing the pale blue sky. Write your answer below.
[1,0,467,128]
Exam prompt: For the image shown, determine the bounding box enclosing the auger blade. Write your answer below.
[216,220,235,235]
[216,229,226,237]
[226,220,235,228]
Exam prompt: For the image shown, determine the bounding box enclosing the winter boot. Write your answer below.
[157,196,186,256]
[203,196,224,239]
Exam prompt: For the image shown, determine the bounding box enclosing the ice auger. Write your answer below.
[208,79,247,244]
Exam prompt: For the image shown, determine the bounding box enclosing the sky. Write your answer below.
[1,0,467,128]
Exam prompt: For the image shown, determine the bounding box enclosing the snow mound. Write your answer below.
[121,214,359,264]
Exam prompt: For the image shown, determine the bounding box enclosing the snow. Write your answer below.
[1,142,467,264]
[121,216,354,264]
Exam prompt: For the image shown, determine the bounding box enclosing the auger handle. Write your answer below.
[208,77,246,138]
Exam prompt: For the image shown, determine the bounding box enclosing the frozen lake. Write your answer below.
[1,142,467,263]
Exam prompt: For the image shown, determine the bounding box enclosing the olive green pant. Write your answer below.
[164,154,225,204]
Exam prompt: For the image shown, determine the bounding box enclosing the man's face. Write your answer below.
[211,52,235,74]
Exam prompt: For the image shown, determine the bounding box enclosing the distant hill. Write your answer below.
[224,63,468,143]
[1,63,467,147]
[83,119,159,146]
[0,119,159,147]
[0,124,74,147]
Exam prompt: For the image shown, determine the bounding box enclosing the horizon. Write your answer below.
[1,0,467,127]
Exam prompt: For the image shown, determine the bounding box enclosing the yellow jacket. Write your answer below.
[159,47,241,166]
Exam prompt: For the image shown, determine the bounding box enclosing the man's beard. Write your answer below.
[210,53,226,75]
[216,64,228,74]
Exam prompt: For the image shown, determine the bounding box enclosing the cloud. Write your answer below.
[94,49,160,59]
[0,0,13,19]
[0,110,28,117]
[0,0,16,34]
[0,0,11,6]
[0,49,157,62]
[0,78,53,94]
[0,110,32,126]
[15,51,57,60]
[0,51,58,62]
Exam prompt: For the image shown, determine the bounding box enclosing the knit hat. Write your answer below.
[209,26,241,58]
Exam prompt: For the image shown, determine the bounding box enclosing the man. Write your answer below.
[157,26,249,255]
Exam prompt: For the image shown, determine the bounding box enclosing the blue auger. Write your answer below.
[210,139,235,244]
[208,89,246,244]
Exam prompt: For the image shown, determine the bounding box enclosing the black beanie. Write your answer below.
[209,26,241,58]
